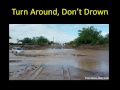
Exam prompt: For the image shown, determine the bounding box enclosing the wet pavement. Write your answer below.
[9,45,109,80]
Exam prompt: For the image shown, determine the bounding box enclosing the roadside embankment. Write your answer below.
[9,45,52,50]
[65,44,109,50]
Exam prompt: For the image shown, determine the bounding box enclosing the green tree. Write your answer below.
[48,41,54,45]
[32,37,38,44]
[104,33,109,44]
[21,36,50,45]
[21,37,32,44]
[78,26,102,45]
[69,26,109,46]
[105,33,109,40]
[36,36,49,44]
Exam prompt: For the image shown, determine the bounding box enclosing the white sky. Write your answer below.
[9,24,109,43]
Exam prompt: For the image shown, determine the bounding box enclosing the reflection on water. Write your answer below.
[44,59,77,66]
[43,49,109,74]
[9,49,109,75]
[77,61,109,74]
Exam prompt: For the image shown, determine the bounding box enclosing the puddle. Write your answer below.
[9,49,109,76]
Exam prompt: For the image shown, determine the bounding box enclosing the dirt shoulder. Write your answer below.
[9,45,52,50]
[64,44,109,50]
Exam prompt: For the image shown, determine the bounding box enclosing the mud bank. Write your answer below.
[65,44,109,50]
[9,45,52,50]
[15,53,87,57]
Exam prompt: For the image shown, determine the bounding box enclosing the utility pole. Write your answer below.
[53,36,54,45]
[17,39,19,43]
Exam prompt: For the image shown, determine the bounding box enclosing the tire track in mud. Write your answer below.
[9,66,30,80]
[29,65,45,80]
[62,66,70,80]
[17,65,40,80]
[34,65,62,80]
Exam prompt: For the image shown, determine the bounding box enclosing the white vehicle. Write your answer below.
[12,47,24,54]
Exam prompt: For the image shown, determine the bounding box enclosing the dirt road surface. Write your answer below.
[9,44,109,80]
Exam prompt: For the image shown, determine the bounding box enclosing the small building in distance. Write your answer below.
[9,39,22,45]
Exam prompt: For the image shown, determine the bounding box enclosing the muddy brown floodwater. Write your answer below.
[9,48,109,80]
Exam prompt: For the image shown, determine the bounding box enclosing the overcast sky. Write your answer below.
[9,24,109,43]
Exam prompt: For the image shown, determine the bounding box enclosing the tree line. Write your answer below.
[17,36,53,45]
[68,26,109,46]
[9,35,55,45]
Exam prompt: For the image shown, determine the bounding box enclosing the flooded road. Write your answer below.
[9,45,109,80]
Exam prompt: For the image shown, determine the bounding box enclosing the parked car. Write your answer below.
[12,47,24,54]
